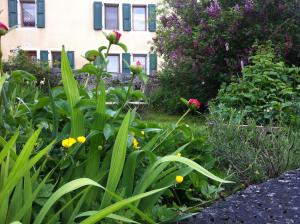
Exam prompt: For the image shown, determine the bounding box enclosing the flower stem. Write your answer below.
[0,36,3,77]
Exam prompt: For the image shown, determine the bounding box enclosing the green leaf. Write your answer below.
[61,46,85,137]
[10,70,36,82]
[79,63,98,75]
[100,111,131,208]
[33,178,101,224]
[155,156,233,183]
[76,211,141,223]
[117,42,128,53]
[0,74,6,96]
[81,188,165,224]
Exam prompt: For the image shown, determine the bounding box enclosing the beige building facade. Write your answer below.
[0,0,159,74]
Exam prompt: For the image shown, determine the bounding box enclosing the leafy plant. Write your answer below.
[214,43,300,125]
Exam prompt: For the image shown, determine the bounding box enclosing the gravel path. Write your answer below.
[180,169,300,224]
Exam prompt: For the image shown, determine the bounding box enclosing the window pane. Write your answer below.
[133,7,146,31]
[105,6,118,30]
[107,55,120,73]
[133,56,146,71]
[22,2,36,27]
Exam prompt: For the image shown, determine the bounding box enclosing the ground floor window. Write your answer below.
[107,54,120,73]
[133,54,147,73]
[24,50,37,61]
[51,51,61,68]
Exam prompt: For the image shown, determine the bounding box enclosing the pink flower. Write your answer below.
[113,31,122,41]
[188,99,201,109]
[136,60,142,66]
[0,22,8,36]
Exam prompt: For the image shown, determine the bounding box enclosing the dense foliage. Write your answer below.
[153,0,300,112]
[214,44,300,125]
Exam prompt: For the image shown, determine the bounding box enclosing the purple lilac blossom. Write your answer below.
[244,0,254,13]
[206,0,222,18]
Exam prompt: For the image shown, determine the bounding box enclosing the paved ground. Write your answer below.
[180,169,300,224]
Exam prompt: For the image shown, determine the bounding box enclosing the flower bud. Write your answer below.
[0,22,8,36]
[106,31,122,44]
[129,60,143,74]
[188,99,201,110]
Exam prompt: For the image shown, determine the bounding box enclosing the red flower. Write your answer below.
[0,22,8,36]
[114,31,122,42]
[188,99,201,109]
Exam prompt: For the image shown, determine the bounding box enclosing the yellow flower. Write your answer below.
[141,131,145,136]
[176,175,184,184]
[77,136,86,144]
[62,138,77,148]
[176,152,182,157]
[132,138,139,149]
[255,170,260,175]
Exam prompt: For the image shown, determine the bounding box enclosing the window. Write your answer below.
[107,55,120,73]
[133,6,146,31]
[105,5,119,30]
[21,1,36,27]
[25,51,37,61]
[52,51,61,68]
[133,54,147,72]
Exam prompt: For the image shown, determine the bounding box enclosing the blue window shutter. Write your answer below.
[94,2,102,30]
[37,0,45,28]
[122,53,131,74]
[67,51,75,69]
[122,4,131,31]
[8,0,18,27]
[149,53,157,73]
[40,50,49,64]
[148,4,156,32]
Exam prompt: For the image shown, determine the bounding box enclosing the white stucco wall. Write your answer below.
[0,0,160,70]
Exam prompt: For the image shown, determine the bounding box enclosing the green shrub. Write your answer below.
[214,43,300,125]
[3,49,56,90]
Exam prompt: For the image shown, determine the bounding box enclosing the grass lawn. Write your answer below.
[140,110,206,128]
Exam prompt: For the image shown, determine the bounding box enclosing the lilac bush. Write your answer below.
[152,0,300,112]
